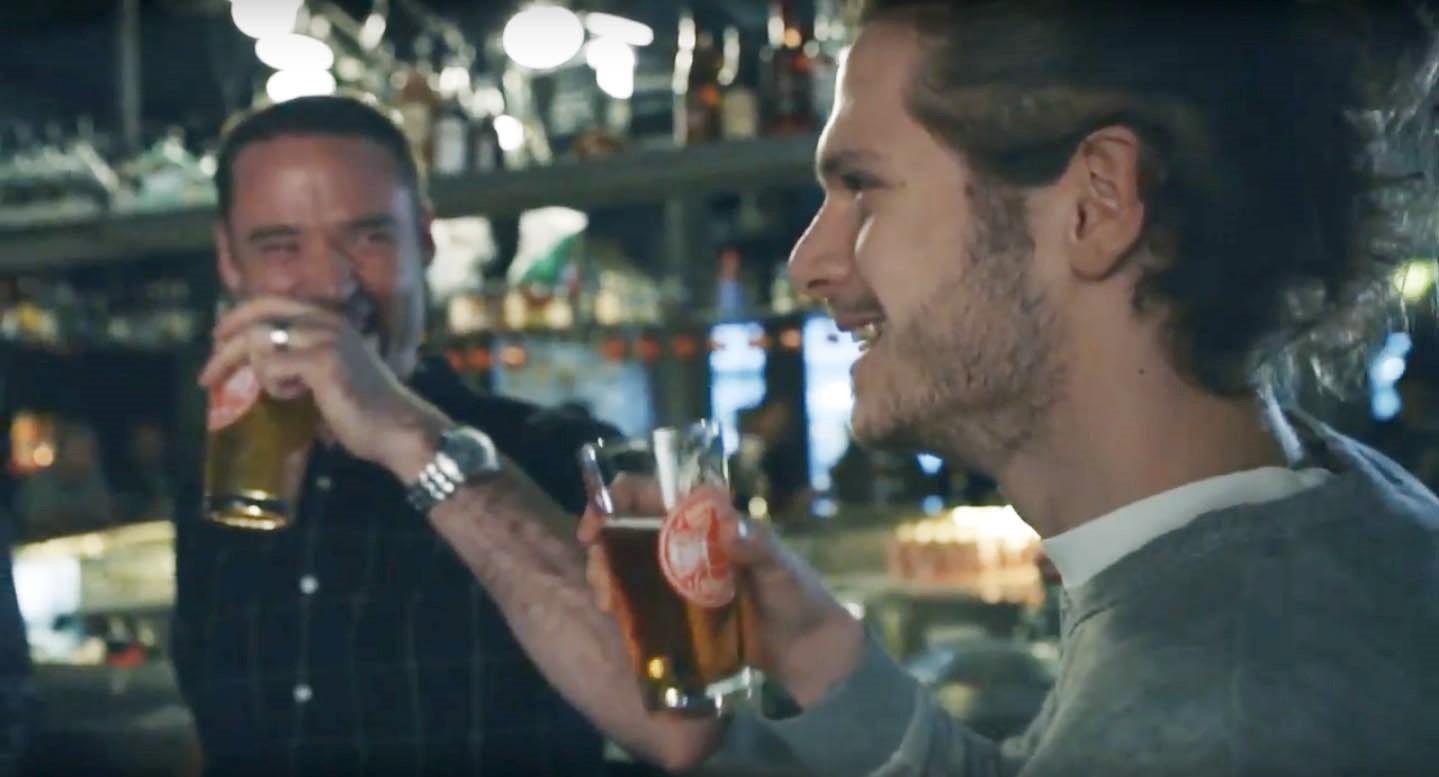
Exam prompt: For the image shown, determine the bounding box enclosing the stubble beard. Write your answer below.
[851,183,1064,476]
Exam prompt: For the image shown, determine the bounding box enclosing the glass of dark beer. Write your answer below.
[579,420,755,716]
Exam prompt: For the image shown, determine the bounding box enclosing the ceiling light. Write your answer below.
[255,34,335,72]
[585,37,635,71]
[266,69,338,103]
[502,3,585,71]
[595,66,634,100]
[583,12,654,47]
[438,64,472,96]
[493,114,525,152]
[231,0,302,40]
[359,11,387,50]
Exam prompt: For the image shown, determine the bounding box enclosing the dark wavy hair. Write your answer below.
[859,0,1437,395]
[214,93,426,220]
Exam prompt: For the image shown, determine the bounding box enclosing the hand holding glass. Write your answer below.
[579,421,755,716]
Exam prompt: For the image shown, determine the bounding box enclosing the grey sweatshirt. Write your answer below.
[709,422,1439,776]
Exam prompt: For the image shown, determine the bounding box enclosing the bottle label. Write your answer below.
[433,117,467,175]
[207,365,260,432]
[658,488,736,608]
[399,105,432,150]
[473,135,499,172]
[722,89,760,140]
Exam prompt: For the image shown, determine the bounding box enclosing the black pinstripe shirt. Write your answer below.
[172,359,613,776]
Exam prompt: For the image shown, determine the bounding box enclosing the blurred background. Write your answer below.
[0,0,1434,774]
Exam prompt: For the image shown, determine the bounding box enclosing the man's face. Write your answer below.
[216,134,431,377]
[789,22,1064,469]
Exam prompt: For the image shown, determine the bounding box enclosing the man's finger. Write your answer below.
[585,545,614,613]
[607,474,667,516]
[577,508,604,545]
[197,333,254,388]
[718,510,782,571]
[245,317,340,360]
[250,342,341,401]
[201,311,343,389]
[251,351,312,401]
[213,296,347,341]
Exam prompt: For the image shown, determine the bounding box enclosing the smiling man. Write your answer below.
[173,96,613,776]
[198,2,1439,776]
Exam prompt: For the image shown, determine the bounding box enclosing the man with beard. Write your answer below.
[173,95,612,775]
[199,2,1439,775]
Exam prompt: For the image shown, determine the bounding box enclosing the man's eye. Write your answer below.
[259,241,298,255]
[358,230,394,247]
[840,173,876,193]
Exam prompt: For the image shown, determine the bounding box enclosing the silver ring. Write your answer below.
[268,320,293,352]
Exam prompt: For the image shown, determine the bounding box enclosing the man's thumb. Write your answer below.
[722,514,782,570]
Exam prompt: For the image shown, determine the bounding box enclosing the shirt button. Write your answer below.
[299,575,319,595]
[293,684,312,704]
[316,476,333,492]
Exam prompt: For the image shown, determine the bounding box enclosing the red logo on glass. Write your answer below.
[658,488,736,608]
[207,366,260,432]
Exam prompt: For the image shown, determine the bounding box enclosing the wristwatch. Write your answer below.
[405,425,503,513]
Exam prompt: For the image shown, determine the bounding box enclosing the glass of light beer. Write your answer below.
[579,420,755,716]
[203,363,319,531]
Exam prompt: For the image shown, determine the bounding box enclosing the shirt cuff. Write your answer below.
[763,632,922,776]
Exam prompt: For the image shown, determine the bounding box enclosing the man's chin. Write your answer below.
[851,402,922,453]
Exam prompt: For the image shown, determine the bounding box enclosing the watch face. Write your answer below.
[445,428,498,475]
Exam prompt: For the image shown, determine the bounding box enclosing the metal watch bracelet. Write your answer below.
[405,426,500,514]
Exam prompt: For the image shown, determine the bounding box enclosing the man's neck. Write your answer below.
[996,363,1292,539]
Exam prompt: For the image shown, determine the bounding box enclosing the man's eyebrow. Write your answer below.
[817,149,887,182]
[246,224,301,244]
[341,213,399,231]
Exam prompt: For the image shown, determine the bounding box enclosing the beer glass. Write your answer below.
[203,363,319,530]
[579,420,755,716]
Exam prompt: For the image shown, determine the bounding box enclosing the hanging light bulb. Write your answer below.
[255,34,335,72]
[586,38,636,100]
[595,67,634,100]
[266,70,338,103]
[359,10,388,50]
[493,114,525,152]
[502,3,584,71]
[583,12,654,47]
[231,0,303,39]
[438,62,472,96]
[584,37,635,72]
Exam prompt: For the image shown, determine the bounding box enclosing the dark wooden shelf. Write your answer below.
[0,134,820,273]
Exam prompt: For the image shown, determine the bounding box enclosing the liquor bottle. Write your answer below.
[394,37,440,166]
[672,10,695,145]
[720,26,760,140]
[469,77,505,174]
[760,0,816,135]
[431,66,472,177]
[469,110,501,174]
[810,0,844,122]
[674,10,724,145]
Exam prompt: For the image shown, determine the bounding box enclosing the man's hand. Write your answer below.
[578,478,865,712]
[197,295,449,477]
[421,463,727,774]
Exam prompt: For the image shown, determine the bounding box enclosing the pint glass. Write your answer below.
[203,364,319,530]
[579,421,755,716]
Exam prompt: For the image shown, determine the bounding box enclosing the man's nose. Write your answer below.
[787,203,855,301]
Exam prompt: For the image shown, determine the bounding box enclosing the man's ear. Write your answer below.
[1067,125,1146,280]
[215,221,244,294]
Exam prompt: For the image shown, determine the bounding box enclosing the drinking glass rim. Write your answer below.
[578,419,723,459]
